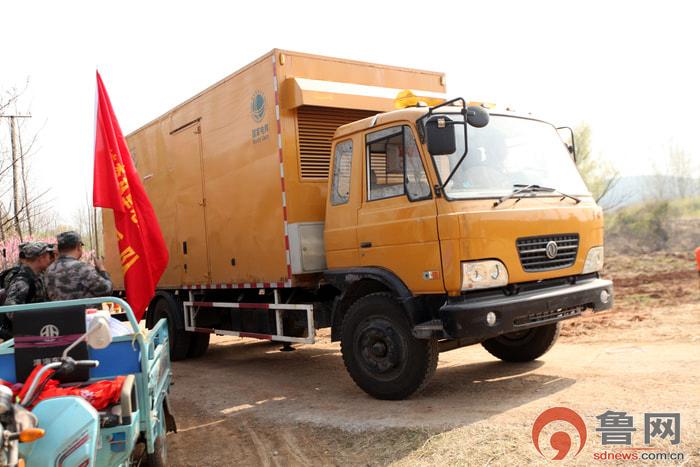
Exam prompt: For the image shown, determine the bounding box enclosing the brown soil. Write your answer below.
[167,253,700,466]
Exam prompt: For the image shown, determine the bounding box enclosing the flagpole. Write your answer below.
[92,69,100,257]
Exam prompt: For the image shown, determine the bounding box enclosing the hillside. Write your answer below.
[599,175,700,209]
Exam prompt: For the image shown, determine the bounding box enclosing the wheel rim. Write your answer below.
[501,329,531,341]
[353,316,406,381]
[495,328,537,347]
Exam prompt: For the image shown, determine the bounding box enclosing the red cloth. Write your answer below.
[93,71,168,320]
[14,365,125,411]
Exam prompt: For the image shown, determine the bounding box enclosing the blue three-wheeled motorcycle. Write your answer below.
[0,297,175,466]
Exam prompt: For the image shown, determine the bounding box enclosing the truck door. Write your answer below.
[357,125,444,293]
[170,121,211,284]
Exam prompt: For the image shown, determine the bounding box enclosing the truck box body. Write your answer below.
[103,50,445,289]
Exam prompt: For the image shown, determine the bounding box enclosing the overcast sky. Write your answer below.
[1,0,699,223]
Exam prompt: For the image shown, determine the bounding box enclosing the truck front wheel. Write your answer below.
[481,322,560,362]
[341,292,438,400]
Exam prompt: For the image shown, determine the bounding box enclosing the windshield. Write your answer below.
[431,114,590,199]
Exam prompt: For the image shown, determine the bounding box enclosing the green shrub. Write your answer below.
[608,201,672,252]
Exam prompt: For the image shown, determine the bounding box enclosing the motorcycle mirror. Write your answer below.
[86,315,112,350]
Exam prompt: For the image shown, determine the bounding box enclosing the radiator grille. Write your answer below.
[297,106,375,179]
[516,234,579,272]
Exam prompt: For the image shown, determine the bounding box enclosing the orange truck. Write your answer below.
[103,49,613,399]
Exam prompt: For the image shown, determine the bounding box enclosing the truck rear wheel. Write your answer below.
[481,322,560,362]
[152,296,191,361]
[341,292,438,400]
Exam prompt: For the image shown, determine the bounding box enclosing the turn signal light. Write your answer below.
[19,428,45,443]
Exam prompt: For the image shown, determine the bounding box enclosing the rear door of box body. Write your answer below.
[171,120,211,284]
[199,56,290,285]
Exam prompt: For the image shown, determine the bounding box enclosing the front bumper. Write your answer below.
[435,277,613,342]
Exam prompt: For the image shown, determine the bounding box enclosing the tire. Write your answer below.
[152,296,191,361]
[187,332,210,358]
[481,322,560,362]
[145,403,168,467]
[340,292,438,400]
[146,434,167,467]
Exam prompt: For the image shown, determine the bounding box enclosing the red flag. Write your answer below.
[93,71,168,320]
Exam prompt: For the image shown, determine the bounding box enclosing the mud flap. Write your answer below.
[163,395,177,433]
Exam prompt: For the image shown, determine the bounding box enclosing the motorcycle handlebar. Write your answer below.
[74,360,100,369]
[20,359,100,406]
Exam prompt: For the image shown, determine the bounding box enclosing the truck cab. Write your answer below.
[324,97,613,399]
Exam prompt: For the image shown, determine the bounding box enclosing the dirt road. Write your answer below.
[167,254,699,465]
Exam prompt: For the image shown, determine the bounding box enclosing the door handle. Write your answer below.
[360,242,372,248]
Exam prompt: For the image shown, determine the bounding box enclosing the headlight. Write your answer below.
[461,260,509,290]
[582,246,604,274]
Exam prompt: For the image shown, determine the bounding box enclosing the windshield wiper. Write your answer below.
[493,184,540,207]
[493,184,581,207]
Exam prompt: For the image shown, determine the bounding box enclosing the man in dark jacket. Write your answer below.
[0,242,53,341]
[4,242,52,305]
[45,231,113,301]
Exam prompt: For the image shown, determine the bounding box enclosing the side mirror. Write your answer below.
[425,116,456,155]
[557,126,576,162]
[467,106,490,128]
[86,315,112,350]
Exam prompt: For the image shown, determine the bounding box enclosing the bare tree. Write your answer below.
[667,144,695,198]
[72,197,101,253]
[646,161,669,201]
[646,143,698,201]
[574,122,620,207]
[0,80,52,244]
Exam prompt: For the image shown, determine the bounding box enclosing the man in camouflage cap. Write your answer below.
[45,231,113,301]
[4,241,52,305]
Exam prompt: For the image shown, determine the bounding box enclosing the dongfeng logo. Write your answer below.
[40,324,60,337]
[532,407,587,460]
[545,241,559,259]
[250,90,266,122]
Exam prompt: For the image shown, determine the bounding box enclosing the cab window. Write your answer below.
[331,139,353,205]
[366,126,431,201]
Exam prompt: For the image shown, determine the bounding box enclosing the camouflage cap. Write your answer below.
[18,242,29,259]
[22,241,51,259]
[57,231,84,250]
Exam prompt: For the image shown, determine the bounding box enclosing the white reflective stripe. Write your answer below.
[294,77,446,100]
[184,301,313,311]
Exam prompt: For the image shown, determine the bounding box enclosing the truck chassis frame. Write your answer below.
[183,290,316,344]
